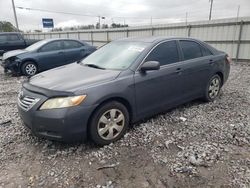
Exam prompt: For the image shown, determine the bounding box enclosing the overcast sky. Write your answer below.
[0,0,250,31]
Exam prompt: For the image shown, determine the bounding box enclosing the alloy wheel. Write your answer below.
[208,77,220,99]
[97,109,125,140]
[25,64,37,76]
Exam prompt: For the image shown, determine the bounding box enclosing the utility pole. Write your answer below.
[236,5,240,18]
[98,16,101,29]
[209,0,214,20]
[185,12,188,25]
[11,0,19,30]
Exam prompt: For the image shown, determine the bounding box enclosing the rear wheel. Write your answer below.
[21,61,38,76]
[204,74,222,102]
[89,101,129,146]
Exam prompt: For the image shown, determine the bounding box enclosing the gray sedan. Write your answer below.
[17,37,230,145]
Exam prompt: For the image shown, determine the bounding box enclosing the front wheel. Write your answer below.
[203,74,222,102]
[89,101,129,146]
[21,61,38,76]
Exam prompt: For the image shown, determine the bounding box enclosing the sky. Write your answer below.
[0,0,250,31]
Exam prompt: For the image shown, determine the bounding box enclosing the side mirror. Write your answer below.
[140,61,160,72]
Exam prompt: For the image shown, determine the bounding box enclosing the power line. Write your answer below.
[16,6,100,18]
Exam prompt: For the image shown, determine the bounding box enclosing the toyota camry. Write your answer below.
[17,37,230,145]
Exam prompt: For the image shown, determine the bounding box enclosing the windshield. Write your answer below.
[25,40,48,51]
[81,41,148,70]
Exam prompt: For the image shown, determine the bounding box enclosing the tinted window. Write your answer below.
[64,40,82,49]
[145,41,179,66]
[201,45,213,56]
[39,41,63,52]
[0,35,8,42]
[180,40,202,60]
[8,34,20,41]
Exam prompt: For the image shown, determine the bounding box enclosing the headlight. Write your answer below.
[40,95,86,110]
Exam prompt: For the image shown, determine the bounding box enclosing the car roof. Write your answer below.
[40,38,80,42]
[0,32,22,35]
[117,36,201,44]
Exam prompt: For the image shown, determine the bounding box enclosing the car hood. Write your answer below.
[3,49,28,60]
[29,63,121,92]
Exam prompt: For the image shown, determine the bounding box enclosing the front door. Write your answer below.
[36,40,65,71]
[134,40,185,118]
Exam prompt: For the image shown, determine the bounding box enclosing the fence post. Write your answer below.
[126,29,129,37]
[236,20,244,63]
[91,31,94,45]
[67,32,69,39]
[188,25,191,37]
[107,30,109,43]
[77,31,80,40]
[151,27,154,36]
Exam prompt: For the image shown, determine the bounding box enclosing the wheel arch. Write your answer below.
[215,71,224,85]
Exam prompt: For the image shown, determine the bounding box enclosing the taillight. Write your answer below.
[226,55,232,64]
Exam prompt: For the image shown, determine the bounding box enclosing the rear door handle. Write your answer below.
[175,68,182,74]
[58,51,64,54]
[209,59,214,64]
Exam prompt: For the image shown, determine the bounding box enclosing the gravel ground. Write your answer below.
[0,63,249,188]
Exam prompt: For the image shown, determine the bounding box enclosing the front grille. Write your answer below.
[18,95,40,111]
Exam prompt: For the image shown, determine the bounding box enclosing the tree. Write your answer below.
[111,23,128,28]
[95,22,100,29]
[102,24,108,29]
[0,21,18,32]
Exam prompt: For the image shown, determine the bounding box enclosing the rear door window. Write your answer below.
[8,34,20,41]
[201,45,213,56]
[39,41,63,52]
[180,40,202,60]
[63,40,82,49]
[145,40,180,66]
[0,35,8,42]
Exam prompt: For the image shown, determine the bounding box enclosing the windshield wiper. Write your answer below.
[84,64,106,70]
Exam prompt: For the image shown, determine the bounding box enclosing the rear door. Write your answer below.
[134,40,186,117]
[177,40,214,98]
[36,40,65,71]
[62,40,86,64]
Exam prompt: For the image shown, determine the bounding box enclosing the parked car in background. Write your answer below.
[1,38,96,76]
[17,37,230,145]
[0,32,38,56]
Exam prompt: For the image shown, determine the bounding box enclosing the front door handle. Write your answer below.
[58,51,64,54]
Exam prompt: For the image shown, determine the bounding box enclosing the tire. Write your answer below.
[21,61,38,76]
[89,101,129,146]
[203,74,222,102]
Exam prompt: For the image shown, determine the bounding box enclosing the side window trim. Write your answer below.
[136,39,181,71]
[63,40,82,49]
[38,40,63,52]
[179,39,204,61]
[199,43,214,56]
[7,34,20,41]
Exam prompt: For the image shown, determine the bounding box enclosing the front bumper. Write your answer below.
[17,87,97,142]
[1,59,20,74]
